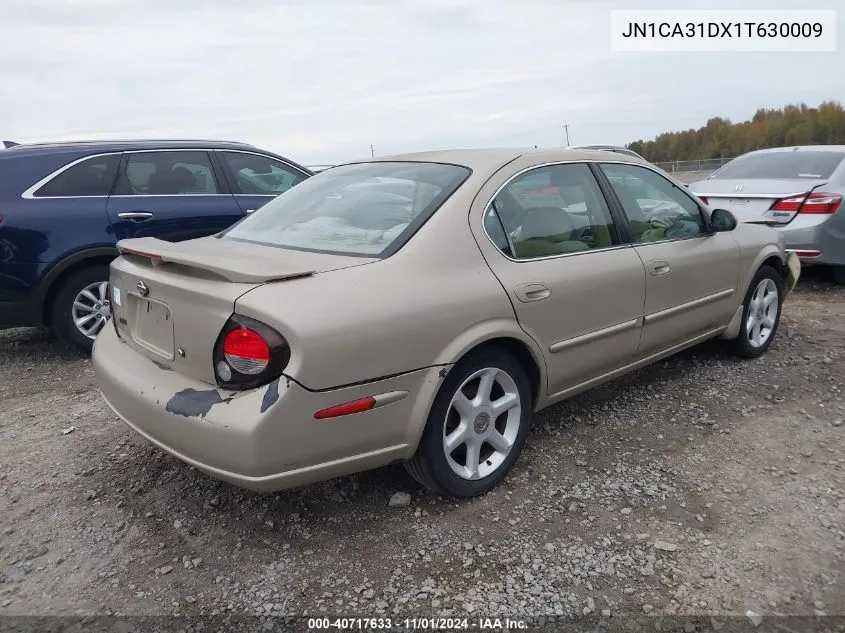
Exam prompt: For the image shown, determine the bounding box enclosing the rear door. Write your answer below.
[471,159,646,399]
[598,162,741,357]
[106,150,244,242]
[215,150,310,214]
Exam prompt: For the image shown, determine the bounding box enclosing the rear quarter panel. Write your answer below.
[232,189,540,393]
[731,223,787,296]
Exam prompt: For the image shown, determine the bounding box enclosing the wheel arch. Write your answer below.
[740,246,786,300]
[403,320,547,456]
[432,319,546,407]
[39,247,118,324]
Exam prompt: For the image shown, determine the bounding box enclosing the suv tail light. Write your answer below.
[770,192,842,214]
[213,314,290,390]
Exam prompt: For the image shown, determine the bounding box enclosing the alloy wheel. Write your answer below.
[442,367,522,480]
[746,278,779,348]
[71,281,111,339]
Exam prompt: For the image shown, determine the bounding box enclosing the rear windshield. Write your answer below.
[712,151,845,180]
[221,161,470,256]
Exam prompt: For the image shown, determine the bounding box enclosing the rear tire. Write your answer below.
[730,265,783,359]
[50,266,111,353]
[404,348,532,497]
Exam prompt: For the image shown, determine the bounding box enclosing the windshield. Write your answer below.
[712,151,845,180]
[222,161,470,256]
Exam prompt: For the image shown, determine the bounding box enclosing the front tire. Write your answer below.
[730,265,783,359]
[50,266,112,353]
[404,348,532,497]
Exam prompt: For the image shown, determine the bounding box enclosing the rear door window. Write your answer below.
[712,151,845,180]
[33,154,120,197]
[218,151,308,195]
[484,163,620,259]
[115,151,220,195]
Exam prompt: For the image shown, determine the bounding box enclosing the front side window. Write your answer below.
[218,151,308,195]
[222,161,470,256]
[33,154,120,197]
[600,163,706,243]
[115,151,219,195]
[484,163,618,260]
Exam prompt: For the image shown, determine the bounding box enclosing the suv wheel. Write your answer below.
[51,266,111,353]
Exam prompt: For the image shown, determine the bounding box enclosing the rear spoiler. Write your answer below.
[117,237,316,284]
[2,140,19,149]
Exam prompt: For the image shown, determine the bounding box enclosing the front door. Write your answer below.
[597,162,741,357]
[472,161,647,398]
[106,150,244,242]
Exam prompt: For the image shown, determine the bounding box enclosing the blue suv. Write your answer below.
[0,139,312,351]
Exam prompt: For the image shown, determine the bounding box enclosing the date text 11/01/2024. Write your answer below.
[306,617,528,630]
[620,21,824,38]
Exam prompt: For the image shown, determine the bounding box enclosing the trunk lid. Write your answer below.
[108,235,376,383]
[689,178,827,224]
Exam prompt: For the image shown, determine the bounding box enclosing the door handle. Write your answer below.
[245,209,256,214]
[646,260,671,276]
[117,212,154,221]
[515,282,551,303]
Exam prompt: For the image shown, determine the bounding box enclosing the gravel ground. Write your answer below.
[1,269,844,623]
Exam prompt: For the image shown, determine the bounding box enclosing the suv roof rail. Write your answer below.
[12,139,256,148]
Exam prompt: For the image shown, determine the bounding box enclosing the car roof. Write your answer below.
[369,147,648,172]
[3,138,260,157]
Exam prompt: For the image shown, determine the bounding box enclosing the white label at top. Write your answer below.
[610,10,837,52]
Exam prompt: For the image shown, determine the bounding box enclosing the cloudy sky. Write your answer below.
[1,0,843,165]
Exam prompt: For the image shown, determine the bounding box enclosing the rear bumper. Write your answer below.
[776,213,845,267]
[93,326,440,492]
[784,252,801,295]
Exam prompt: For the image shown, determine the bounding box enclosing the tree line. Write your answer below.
[627,101,845,163]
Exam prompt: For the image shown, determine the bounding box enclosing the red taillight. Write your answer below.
[770,192,842,214]
[314,397,376,420]
[213,314,290,391]
[223,328,270,374]
[799,192,842,214]
[770,194,807,212]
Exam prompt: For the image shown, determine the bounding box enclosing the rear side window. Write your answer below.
[114,151,220,195]
[712,151,845,180]
[33,154,120,197]
[485,163,619,260]
[218,151,308,195]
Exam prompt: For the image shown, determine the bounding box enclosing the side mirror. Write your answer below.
[710,208,737,232]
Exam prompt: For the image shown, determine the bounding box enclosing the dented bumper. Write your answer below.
[93,326,434,492]
[785,251,801,296]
